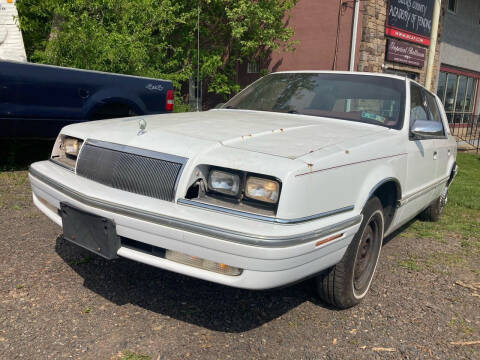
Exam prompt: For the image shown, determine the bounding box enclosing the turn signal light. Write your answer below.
[165,250,242,276]
[315,233,343,247]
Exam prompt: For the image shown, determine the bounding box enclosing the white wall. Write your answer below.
[0,0,27,62]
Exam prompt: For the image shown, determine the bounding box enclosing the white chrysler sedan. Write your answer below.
[29,72,457,308]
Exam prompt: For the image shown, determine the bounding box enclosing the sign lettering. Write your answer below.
[386,0,434,46]
[386,39,426,68]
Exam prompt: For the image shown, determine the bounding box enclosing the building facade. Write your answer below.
[436,0,480,122]
[357,0,441,89]
[0,0,26,62]
[240,0,443,90]
[240,0,480,123]
[237,0,362,88]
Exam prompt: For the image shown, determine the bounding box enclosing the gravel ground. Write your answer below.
[1,170,479,359]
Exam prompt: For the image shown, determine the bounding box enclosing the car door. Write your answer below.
[423,91,454,186]
[403,82,439,217]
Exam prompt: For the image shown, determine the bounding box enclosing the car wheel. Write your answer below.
[316,197,384,309]
[418,184,448,222]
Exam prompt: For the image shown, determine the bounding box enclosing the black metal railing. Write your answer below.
[449,115,480,153]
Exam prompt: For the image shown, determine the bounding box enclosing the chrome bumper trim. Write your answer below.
[177,198,354,224]
[29,166,362,248]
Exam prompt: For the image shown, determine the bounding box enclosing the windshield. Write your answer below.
[223,73,406,129]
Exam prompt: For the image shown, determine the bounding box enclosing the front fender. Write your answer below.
[355,164,404,212]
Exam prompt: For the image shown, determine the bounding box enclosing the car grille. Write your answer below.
[76,141,186,202]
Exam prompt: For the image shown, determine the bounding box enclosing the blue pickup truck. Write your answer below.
[1,60,174,138]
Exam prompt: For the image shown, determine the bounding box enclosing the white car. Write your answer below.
[29,71,457,308]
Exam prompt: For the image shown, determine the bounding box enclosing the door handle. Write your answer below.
[433,151,438,160]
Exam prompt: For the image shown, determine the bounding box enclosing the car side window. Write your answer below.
[410,83,429,124]
[424,89,446,136]
[424,91,442,123]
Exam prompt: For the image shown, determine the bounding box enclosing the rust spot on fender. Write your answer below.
[280,128,284,132]
[307,163,313,172]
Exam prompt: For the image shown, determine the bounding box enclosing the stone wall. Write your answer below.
[0,0,26,62]
[357,0,444,90]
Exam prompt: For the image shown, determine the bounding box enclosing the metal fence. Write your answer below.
[449,115,480,152]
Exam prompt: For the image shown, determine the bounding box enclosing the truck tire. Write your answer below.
[316,197,384,309]
[418,184,448,222]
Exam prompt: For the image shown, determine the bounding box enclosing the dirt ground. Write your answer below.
[1,171,479,360]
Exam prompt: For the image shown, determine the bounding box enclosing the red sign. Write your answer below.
[385,27,430,46]
[386,39,426,68]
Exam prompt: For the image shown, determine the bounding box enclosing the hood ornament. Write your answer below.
[137,118,147,136]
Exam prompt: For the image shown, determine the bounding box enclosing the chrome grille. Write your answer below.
[76,140,186,202]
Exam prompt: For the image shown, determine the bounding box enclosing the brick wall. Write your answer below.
[357,0,444,90]
[0,0,26,62]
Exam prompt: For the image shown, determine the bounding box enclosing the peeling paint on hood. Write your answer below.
[62,109,389,160]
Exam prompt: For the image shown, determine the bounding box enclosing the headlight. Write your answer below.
[51,135,83,170]
[64,137,81,157]
[208,170,241,196]
[245,176,280,204]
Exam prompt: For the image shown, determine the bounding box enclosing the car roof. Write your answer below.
[271,70,408,82]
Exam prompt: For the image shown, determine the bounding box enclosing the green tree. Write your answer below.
[16,0,297,99]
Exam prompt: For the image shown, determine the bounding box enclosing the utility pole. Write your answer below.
[425,0,441,91]
[196,1,200,112]
[349,0,360,71]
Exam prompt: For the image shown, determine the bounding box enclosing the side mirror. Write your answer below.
[214,103,225,109]
[411,120,444,139]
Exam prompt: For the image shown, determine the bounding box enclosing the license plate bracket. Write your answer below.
[60,203,120,259]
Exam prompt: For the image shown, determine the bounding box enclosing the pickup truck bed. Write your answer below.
[1,60,174,137]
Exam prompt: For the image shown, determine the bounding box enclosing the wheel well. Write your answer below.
[371,180,400,232]
[89,102,138,120]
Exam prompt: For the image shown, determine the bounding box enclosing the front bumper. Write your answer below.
[29,160,361,290]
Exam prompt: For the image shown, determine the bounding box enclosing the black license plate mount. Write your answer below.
[60,203,120,259]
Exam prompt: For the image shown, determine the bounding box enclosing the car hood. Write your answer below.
[63,109,390,160]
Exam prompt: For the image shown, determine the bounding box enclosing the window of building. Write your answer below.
[247,62,259,74]
[436,69,478,123]
[447,0,457,13]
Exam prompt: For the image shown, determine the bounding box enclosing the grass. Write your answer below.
[398,256,423,272]
[0,139,54,171]
[118,350,151,360]
[448,318,475,335]
[69,256,92,265]
[401,153,480,242]
[398,152,480,273]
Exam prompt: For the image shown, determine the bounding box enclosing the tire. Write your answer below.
[418,184,448,222]
[316,197,384,309]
